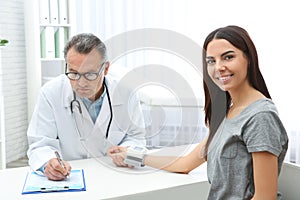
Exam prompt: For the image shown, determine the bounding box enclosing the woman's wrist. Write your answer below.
[124,146,148,167]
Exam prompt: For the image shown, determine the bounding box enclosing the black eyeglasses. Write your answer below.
[65,62,107,81]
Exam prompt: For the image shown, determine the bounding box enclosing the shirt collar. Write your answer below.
[81,86,107,107]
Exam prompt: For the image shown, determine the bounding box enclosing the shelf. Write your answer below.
[41,58,65,61]
[40,23,71,27]
[25,0,75,119]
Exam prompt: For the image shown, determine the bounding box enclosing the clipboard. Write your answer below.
[22,169,86,194]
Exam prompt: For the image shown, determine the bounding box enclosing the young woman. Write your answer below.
[109,25,288,200]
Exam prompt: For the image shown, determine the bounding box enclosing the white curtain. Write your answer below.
[72,0,204,96]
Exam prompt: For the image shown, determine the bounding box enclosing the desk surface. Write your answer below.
[0,145,209,200]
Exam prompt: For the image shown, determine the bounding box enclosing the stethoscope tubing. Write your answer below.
[70,77,113,139]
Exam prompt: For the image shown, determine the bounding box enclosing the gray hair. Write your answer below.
[64,33,107,61]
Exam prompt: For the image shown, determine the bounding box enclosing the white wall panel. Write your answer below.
[0,0,28,165]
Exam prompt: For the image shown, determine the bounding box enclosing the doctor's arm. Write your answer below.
[108,92,146,166]
[27,89,71,180]
[118,93,147,147]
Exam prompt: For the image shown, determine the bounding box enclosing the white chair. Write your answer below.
[278,162,300,200]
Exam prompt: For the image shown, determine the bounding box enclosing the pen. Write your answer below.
[55,151,69,178]
[55,151,66,170]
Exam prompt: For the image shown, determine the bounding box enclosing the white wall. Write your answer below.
[0,0,28,164]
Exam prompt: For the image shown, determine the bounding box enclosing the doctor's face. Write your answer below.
[66,47,109,101]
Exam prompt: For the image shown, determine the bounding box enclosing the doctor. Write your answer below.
[27,33,146,180]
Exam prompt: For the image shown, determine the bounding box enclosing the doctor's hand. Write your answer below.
[107,146,133,168]
[44,158,72,181]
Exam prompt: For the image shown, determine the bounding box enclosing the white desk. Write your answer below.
[0,146,209,200]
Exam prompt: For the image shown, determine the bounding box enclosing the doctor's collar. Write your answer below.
[80,86,107,105]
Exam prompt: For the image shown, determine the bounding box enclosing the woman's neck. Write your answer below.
[227,85,265,119]
[229,82,264,107]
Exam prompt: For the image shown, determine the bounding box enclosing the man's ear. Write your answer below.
[104,61,110,75]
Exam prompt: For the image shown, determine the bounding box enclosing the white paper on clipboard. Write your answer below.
[22,169,86,194]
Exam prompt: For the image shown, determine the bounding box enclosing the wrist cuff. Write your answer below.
[124,146,147,167]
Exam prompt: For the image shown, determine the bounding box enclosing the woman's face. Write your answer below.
[205,39,249,92]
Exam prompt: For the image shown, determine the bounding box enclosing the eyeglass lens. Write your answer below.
[65,62,106,81]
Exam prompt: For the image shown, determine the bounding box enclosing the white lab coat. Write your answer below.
[27,74,146,170]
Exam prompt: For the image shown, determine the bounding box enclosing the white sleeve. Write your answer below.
[27,90,60,170]
[119,92,146,147]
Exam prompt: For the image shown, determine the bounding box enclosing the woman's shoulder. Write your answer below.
[246,98,278,114]
[233,98,279,124]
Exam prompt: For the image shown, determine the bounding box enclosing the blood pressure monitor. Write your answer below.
[124,146,148,167]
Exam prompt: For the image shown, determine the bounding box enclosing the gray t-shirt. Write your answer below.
[207,98,288,200]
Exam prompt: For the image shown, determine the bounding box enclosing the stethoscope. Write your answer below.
[70,77,113,139]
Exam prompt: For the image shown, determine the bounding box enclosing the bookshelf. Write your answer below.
[24,0,76,119]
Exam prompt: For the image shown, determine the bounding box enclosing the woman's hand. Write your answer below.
[107,146,133,168]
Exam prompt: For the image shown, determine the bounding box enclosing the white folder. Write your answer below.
[55,27,68,58]
[49,0,59,24]
[39,0,50,24]
[40,27,55,58]
[58,0,68,24]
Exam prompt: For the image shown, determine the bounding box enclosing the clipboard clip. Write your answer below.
[40,186,69,192]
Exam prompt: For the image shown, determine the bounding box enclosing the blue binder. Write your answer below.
[22,169,86,194]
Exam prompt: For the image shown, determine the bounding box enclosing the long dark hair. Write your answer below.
[202,25,271,156]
